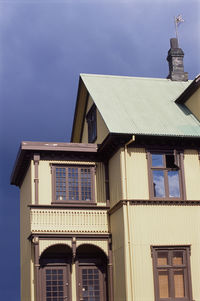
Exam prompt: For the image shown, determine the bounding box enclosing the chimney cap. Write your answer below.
[170,38,179,49]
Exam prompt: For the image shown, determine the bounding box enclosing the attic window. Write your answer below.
[86,104,97,143]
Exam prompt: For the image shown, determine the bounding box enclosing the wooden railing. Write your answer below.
[30,208,109,234]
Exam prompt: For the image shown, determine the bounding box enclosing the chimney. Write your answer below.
[167,38,188,81]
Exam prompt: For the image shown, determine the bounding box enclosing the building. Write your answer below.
[11,38,200,301]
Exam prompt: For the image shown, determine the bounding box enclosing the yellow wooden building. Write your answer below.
[11,39,200,301]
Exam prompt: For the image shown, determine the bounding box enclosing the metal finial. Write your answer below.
[174,15,184,46]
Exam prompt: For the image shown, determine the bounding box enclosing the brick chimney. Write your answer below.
[167,38,188,81]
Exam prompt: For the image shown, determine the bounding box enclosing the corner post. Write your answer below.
[108,237,114,301]
[33,154,40,205]
[33,236,40,301]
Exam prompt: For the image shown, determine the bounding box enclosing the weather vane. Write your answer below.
[174,15,184,45]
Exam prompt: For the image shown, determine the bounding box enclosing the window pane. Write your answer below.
[81,168,92,201]
[168,170,180,197]
[152,154,164,167]
[153,170,165,197]
[157,252,168,266]
[174,269,185,298]
[68,168,79,200]
[173,251,183,265]
[158,270,169,298]
[56,168,66,201]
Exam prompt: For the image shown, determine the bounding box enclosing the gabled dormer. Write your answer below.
[176,74,200,121]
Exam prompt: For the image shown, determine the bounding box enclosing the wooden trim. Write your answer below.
[129,199,200,206]
[80,91,89,143]
[29,233,111,240]
[147,151,184,200]
[33,236,40,301]
[52,164,96,204]
[186,247,193,301]
[109,199,200,216]
[29,204,109,210]
[180,151,187,201]
[105,161,110,207]
[108,200,126,215]
[108,238,114,301]
[151,246,192,301]
[34,154,40,205]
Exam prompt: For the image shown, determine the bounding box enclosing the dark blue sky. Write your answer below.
[1,0,199,299]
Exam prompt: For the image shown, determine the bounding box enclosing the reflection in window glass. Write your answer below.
[153,170,165,197]
[152,154,163,167]
[168,170,180,198]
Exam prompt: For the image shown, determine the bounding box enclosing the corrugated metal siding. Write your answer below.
[96,162,106,204]
[184,150,200,200]
[128,205,200,301]
[81,74,200,137]
[126,147,149,199]
[109,149,123,206]
[110,206,126,301]
[185,89,200,121]
[20,165,32,301]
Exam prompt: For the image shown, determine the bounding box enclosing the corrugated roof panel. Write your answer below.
[81,74,200,137]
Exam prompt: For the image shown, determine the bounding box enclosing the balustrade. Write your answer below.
[30,208,109,234]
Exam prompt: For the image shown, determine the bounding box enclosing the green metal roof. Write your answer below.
[81,74,200,137]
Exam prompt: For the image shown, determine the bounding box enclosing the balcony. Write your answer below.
[30,208,109,234]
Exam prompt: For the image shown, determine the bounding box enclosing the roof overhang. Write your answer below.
[70,76,88,143]
[11,141,97,187]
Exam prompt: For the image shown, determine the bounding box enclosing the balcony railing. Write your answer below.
[30,208,109,234]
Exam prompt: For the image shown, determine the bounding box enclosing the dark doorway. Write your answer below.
[39,244,72,301]
[76,244,108,301]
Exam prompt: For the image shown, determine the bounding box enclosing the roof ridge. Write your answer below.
[80,73,192,82]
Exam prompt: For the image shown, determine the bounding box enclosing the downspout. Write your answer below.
[124,136,135,301]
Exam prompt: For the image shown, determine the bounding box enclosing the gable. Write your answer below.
[185,89,200,121]
[81,95,109,144]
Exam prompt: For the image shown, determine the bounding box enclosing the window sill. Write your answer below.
[29,203,110,210]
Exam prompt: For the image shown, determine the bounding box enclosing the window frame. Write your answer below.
[78,263,107,301]
[147,151,184,200]
[151,246,193,301]
[52,164,96,204]
[86,104,97,143]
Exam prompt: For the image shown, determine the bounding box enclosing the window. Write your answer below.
[86,104,97,143]
[149,152,182,199]
[152,246,192,301]
[53,165,95,203]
